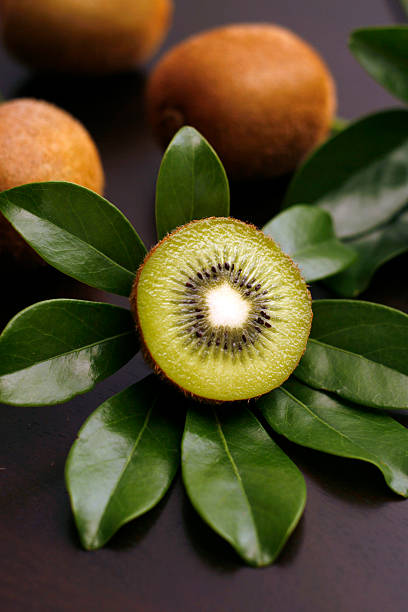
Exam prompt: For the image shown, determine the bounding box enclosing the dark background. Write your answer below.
[1,1,408,611]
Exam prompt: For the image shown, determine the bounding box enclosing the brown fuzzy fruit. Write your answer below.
[0,98,104,266]
[0,0,173,74]
[147,23,336,180]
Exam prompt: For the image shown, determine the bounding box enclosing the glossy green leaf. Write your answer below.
[0,299,138,406]
[182,405,306,566]
[350,27,408,103]
[260,379,408,497]
[0,182,146,296]
[296,300,408,410]
[326,208,408,296]
[66,376,183,550]
[155,126,230,240]
[263,205,356,282]
[284,110,408,238]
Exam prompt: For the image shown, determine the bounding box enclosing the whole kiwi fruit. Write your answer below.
[0,98,104,266]
[130,217,312,403]
[0,0,173,74]
[147,23,336,180]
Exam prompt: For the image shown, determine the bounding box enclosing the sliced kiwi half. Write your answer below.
[131,217,312,402]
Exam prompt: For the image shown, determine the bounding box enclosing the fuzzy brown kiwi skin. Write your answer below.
[0,0,173,75]
[130,217,312,404]
[0,98,104,267]
[147,23,336,181]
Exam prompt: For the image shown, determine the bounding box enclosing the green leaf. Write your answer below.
[66,376,183,550]
[155,126,230,240]
[284,110,408,239]
[263,205,356,282]
[350,27,408,103]
[0,182,146,296]
[326,208,408,297]
[331,116,350,136]
[0,299,138,406]
[296,300,408,410]
[182,405,306,567]
[401,0,408,18]
[260,379,408,497]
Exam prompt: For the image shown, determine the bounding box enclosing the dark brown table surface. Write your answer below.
[1,1,408,611]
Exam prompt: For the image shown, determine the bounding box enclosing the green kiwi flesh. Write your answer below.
[132,217,312,402]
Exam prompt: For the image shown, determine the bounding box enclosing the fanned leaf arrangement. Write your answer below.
[2,73,408,568]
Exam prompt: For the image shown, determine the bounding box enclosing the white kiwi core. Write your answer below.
[135,217,312,402]
[206,283,250,328]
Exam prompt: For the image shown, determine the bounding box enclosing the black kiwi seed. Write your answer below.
[134,217,313,403]
[175,255,280,356]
